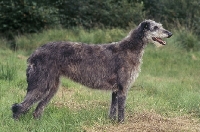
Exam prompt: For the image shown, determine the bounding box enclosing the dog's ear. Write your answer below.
[140,21,150,31]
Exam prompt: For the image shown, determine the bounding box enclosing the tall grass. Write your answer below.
[0,27,200,131]
[0,62,17,81]
[0,38,9,49]
[0,49,18,81]
[173,28,200,51]
[15,27,127,51]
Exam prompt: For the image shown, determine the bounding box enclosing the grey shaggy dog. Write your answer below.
[12,20,172,122]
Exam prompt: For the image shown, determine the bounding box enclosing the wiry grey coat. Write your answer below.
[12,20,172,122]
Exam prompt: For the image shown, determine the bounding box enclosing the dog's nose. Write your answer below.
[168,32,173,38]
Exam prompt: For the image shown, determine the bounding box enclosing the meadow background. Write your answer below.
[0,0,200,131]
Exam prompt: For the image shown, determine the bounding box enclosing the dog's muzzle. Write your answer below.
[167,32,173,38]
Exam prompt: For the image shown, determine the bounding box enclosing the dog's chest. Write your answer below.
[127,50,144,88]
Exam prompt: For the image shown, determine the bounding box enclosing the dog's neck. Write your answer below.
[118,29,146,53]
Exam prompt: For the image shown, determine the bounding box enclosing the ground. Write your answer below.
[54,87,200,132]
[84,112,200,132]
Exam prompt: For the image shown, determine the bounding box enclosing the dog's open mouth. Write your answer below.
[152,37,166,45]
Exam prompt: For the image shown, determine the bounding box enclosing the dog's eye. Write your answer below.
[154,26,158,30]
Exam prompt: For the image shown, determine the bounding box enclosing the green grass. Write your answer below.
[15,27,126,52]
[0,28,200,131]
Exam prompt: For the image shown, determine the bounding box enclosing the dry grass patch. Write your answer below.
[84,111,200,132]
[52,87,108,110]
[51,87,78,109]
[17,55,27,60]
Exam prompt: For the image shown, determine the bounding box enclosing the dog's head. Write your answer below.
[139,20,173,45]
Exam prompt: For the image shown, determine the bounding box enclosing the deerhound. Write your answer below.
[12,20,172,122]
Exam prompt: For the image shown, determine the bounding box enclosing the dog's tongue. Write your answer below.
[152,37,166,45]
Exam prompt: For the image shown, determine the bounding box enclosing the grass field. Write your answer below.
[0,28,200,131]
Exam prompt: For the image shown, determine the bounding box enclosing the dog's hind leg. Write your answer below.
[33,77,60,119]
[12,88,48,120]
[12,64,53,120]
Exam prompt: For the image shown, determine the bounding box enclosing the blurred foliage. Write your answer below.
[0,0,200,50]
[0,0,58,37]
[143,0,200,35]
[53,0,144,28]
